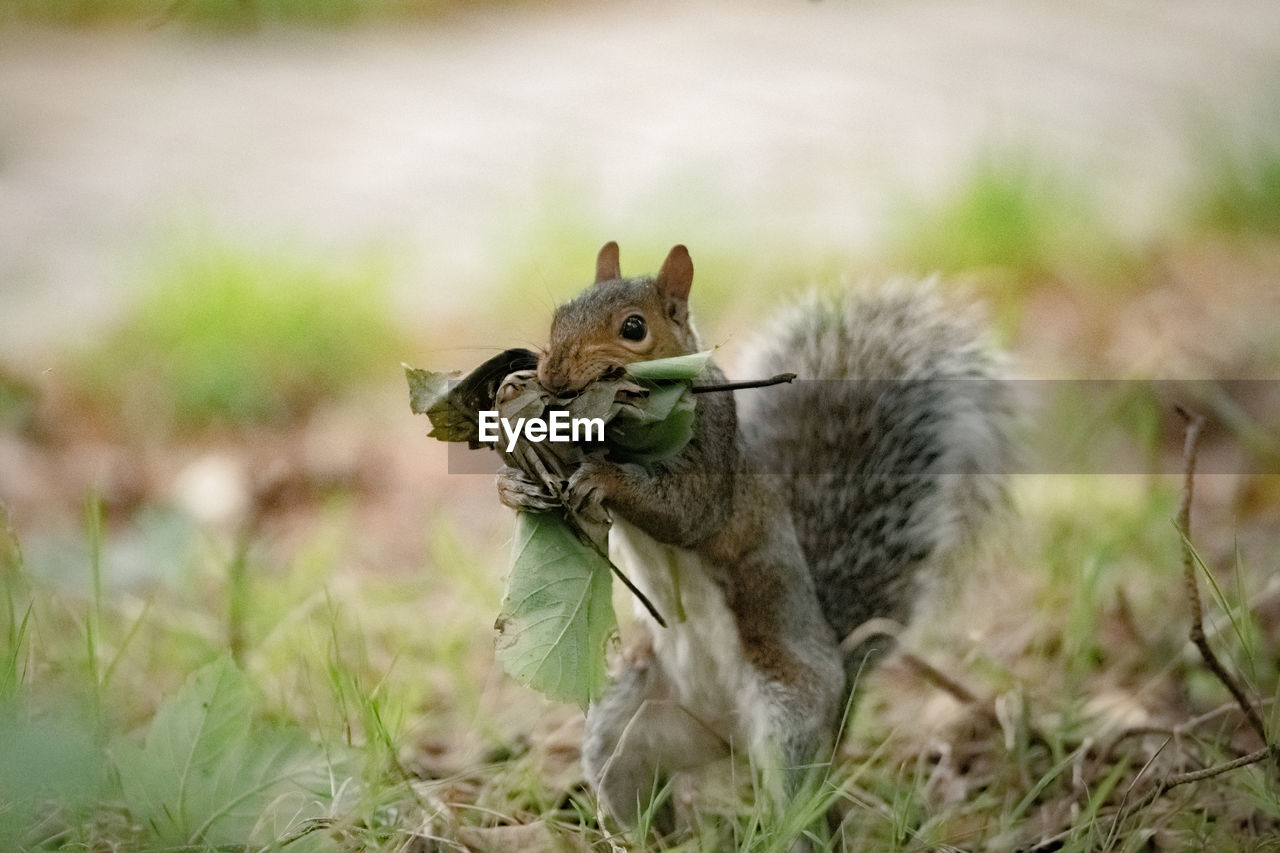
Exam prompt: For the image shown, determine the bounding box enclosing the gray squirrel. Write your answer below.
[497,242,1012,831]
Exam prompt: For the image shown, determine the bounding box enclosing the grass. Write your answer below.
[884,151,1132,293]
[2,462,1278,850]
[1,497,426,850]
[68,235,409,436]
[1186,94,1280,237]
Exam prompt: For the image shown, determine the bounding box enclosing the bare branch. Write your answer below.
[1173,405,1269,747]
[898,652,992,720]
[1115,747,1274,827]
[842,618,999,726]
[1108,407,1280,840]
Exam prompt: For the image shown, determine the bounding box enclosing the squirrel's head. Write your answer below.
[538,243,700,395]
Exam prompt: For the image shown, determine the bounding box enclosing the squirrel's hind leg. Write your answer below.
[741,662,842,833]
[583,646,729,832]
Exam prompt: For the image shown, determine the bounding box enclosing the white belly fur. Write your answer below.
[608,516,749,731]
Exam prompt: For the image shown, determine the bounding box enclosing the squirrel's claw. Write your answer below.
[565,461,609,519]
[496,465,560,513]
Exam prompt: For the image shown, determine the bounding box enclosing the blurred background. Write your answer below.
[2,0,1280,849]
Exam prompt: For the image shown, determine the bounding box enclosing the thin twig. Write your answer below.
[840,618,998,725]
[1109,407,1279,839]
[692,373,796,394]
[898,652,986,712]
[581,531,667,629]
[1173,405,1269,747]
[1116,746,1273,823]
[1161,746,1273,788]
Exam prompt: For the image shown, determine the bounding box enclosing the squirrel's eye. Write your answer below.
[620,314,647,342]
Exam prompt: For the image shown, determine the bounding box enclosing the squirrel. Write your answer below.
[497,242,1012,832]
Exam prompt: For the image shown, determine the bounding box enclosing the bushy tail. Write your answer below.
[738,281,1013,643]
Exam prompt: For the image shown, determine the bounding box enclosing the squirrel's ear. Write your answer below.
[655,245,693,322]
[594,241,621,284]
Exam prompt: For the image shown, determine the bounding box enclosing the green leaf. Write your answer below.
[495,513,616,710]
[607,354,709,464]
[623,349,713,381]
[404,365,476,443]
[113,656,353,847]
[404,365,451,417]
[606,382,698,465]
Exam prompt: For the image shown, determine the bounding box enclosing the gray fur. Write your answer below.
[738,281,1013,643]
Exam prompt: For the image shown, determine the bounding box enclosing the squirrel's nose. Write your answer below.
[537,359,573,395]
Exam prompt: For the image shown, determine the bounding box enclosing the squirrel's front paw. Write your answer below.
[565,460,605,517]
[565,459,621,518]
[496,465,560,513]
